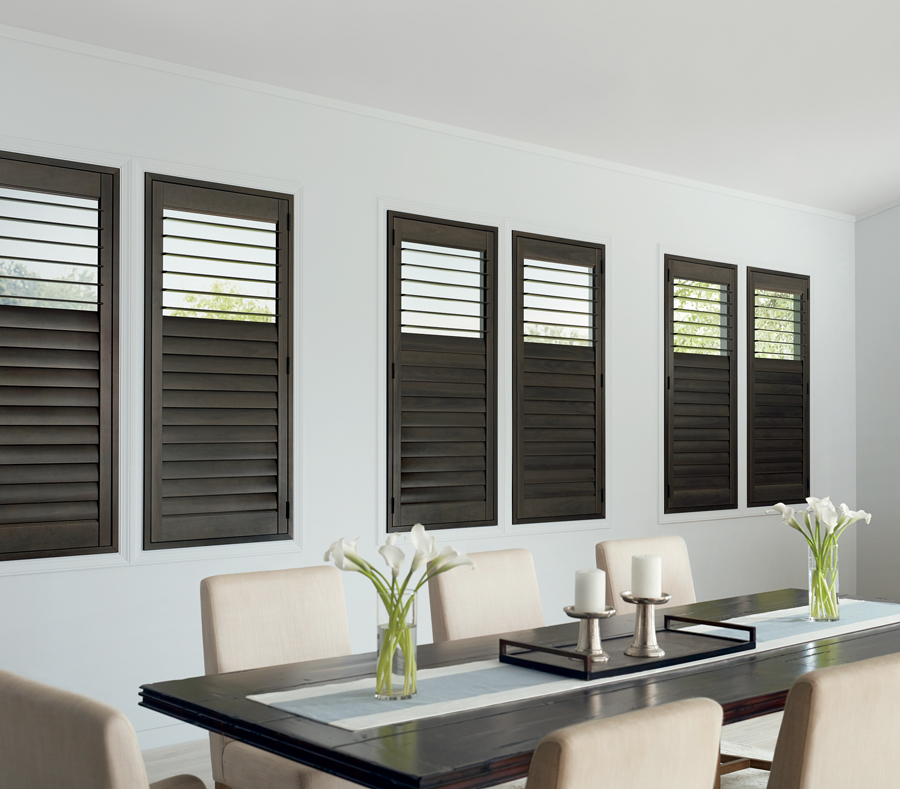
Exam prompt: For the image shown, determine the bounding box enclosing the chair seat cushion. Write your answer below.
[222,740,357,789]
[149,775,208,789]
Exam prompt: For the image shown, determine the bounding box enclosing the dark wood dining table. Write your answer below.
[140,589,900,789]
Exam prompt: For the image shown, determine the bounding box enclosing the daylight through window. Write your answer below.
[0,187,100,311]
[523,259,593,346]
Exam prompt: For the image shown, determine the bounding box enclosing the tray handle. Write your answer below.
[663,615,757,645]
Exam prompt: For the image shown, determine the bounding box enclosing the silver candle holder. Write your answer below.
[620,591,672,658]
[563,606,617,660]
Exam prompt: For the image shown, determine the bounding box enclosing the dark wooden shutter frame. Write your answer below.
[144,173,292,549]
[665,254,737,514]
[747,267,810,508]
[387,211,498,532]
[512,231,604,524]
[0,151,119,561]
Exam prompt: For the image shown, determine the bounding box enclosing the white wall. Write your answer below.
[0,30,858,749]
[856,202,900,600]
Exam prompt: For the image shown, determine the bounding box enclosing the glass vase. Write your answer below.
[809,544,839,621]
[376,591,417,699]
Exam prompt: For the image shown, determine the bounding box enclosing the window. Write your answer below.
[512,232,604,524]
[387,212,497,531]
[665,255,737,513]
[144,174,292,549]
[0,151,118,560]
[747,268,809,507]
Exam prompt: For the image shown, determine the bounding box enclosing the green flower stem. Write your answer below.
[806,530,839,621]
[376,592,417,698]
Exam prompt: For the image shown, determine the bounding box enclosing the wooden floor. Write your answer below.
[142,712,783,789]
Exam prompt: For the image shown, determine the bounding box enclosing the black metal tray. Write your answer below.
[499,616,756,681]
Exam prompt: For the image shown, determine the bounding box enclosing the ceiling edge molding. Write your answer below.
[0,22,855,224]
[856,196,900,223]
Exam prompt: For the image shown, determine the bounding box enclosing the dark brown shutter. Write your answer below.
[0,152,118,560]
[747,268,810,507]
[144,175,292,549]
[387,212,497,531]
[512,233,604,524]
[665,255,737,513]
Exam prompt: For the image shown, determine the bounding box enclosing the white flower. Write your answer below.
[806,496,839,533]
[839,503,872,526]
[378,533,406,579]
[410,523,439,572]
[767,502,800,531]
[430,545,476,574]
[324,538,367,572]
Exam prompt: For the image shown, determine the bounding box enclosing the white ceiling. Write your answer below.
[3,0,900,215]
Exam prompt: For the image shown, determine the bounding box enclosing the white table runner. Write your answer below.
[249,599,900,731]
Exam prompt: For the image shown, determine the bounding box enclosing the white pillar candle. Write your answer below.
[631,554,662,599]
[574,568,606,613]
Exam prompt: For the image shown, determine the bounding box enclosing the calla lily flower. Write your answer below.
[378,533,406,579]
[767,502,800,531]
[839,503,872,525]
[820,500,839,534]
[324,538,368,572]
[410,523,439,571]
[430,545,476,574]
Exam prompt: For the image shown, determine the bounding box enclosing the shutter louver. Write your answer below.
[0,154,117,560]
[145,176,291,549]
[665,256,737,513]
[513,233,604,524]
[388,214,497,531]
[747,268,810,507]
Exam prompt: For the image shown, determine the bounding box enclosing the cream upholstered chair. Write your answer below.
[201,565,357,789]
[0,669,204,789]
[595,535,696,615]
[429,548,544,642]
[526,698,722,789]
[763,651,900,789]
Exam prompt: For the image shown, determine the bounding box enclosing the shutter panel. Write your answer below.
[513,233,604,524]
[0,153,117,560]
[145,175,291,549]
[665,255,737,513]
[747,268,810,507]
[388,213,497,531]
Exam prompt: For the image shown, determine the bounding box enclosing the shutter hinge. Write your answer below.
[667,376,671,390]
[286,356,291,374]
[666,484,671,499]
[667,269,670,281]
[807,382,810,394]
[285,501,291,519]
[601,489,605,504]
[600,373,604,388]
[392,228,396,246]
[391,497,395,514]
[806,478,810,491]
[392,362,396,379]
[286,213,291,231]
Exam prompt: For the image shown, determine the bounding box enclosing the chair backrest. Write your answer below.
[0,669,150,789]
[201,565,352,674]
[768,652,900,789]
[595,535,696,614]
[428,548,544,642]
[526,697,722,789]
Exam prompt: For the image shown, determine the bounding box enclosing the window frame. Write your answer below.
[746,266,810,508]
[512,231,605,525]
[386,211,498,533]
[664,254,738,514]
[143,172,293,551]
[0,150,119,561]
